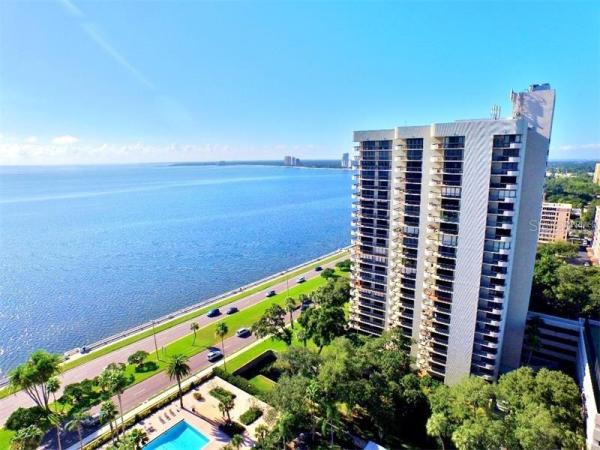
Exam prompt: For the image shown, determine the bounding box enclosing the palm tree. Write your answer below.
[8,350,62,411]
[127,428,149,449]
[99,400,118,444]
[166,354,190,408]
[230,434,243,450]
[66,409,92,450]
[215,322,229,372]
[98,368,128,437]
[49,412,64,450]
[190,322,199,345]
[47,377,60,406]
[218,396,235,424]
[284,297,296,328]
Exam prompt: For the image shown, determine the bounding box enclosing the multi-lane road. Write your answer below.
[0,254,344,428]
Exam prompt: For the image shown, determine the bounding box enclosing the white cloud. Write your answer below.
[24,136,38,144]
[556,143,600,151]
[52,135,79,145]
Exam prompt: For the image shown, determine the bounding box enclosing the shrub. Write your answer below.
[6,406,50,432]
[335,259,351,272]
[127,350,149,368]
[193,392,203,401]
[239,406,263,425]
[320,268,336,279]
[209,386,236,403]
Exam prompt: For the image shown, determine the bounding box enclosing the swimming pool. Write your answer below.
[143,420,210,450]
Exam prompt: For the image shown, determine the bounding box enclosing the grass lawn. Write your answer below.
[0,251,348,400]
[0,429,14,450]
[248,375,276,392]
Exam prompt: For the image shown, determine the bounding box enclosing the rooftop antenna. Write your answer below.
[490,104,501,120]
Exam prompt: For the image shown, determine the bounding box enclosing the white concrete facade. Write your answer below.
[350,84,555,384]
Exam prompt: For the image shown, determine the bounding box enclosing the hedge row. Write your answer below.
[212,367,260,397]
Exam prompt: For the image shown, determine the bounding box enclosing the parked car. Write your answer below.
[236,327,251,337]
[226,306,239,315]
[300,300,312,311]
[207,308,220,318]
[297,276,306,283]
[315,266,323,272]
[266,290,276,297]
[207,349,223,362]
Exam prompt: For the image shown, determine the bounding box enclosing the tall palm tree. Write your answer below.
[215,322,229,372]
[98,368,128,437]
[99,400,118,445]
[218,396,235,424]
[166,354,190,408]
[284,297,296,328]
[66,409,92,450]
[8,350,62,411]
[49,412,64,450]
[190,322,200,345]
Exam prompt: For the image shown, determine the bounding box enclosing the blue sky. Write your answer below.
[0,0,598,164]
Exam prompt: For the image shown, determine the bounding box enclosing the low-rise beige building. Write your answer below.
[538,202,572,243]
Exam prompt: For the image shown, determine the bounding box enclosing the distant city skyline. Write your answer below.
[0,0,598,165]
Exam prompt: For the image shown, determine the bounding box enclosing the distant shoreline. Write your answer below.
[170,160,350,170]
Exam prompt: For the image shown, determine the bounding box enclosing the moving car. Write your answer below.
[265,290,276,297]
[236,327,251,337]
[315,266,323,272]
[207,349,223,362]
[207,308,220,318]
[297,276,306,283]
[226,306,239,315]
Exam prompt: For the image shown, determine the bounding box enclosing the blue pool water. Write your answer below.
[143,420,209,450]
[0,164,351,373]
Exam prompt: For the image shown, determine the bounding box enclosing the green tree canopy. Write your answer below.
[426,367,584,450]
[8,350,62,411]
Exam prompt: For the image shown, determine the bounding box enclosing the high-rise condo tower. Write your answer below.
[350,84,556,384]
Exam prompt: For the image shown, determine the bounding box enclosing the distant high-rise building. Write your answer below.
[350,84,555,384]
[284,156,299,166]
[592,208,600,264]
[537,202,572,243]
[341,153,350,168]
[593,163,600,185]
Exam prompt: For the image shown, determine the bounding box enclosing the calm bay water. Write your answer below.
[0,164,351,374]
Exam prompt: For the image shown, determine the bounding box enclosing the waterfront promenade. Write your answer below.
[0,250,346,427]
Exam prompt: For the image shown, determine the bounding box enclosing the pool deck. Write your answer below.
[132,377,273,450]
